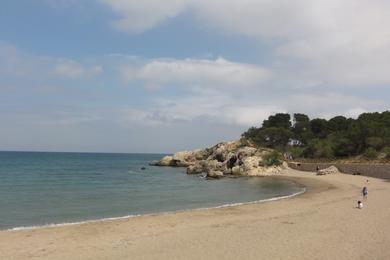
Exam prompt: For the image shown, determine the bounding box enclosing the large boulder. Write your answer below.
[242,156,262,171]
[207,170,224,179]
[186,161,205,175]
[193,149,212,160]
[156,156,175,166]
[172,151,195,167]
[226,153,238,169]
[237,147,257,159]
[201,160,223,175]
[317,166,340,175]
[232,165,245,176]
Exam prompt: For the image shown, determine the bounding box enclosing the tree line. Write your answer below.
[242,111,390,160]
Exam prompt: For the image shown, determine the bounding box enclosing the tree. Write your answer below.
[241,110,390,160]
[241,126,260,139]
[304,139,334,159]
[366,136,384,150]
[252,127,292,149]
[292,113,311,144]
[310,118,329,139]
[329,134,356,157]
[262,113,291,129]
[328,116,349,132]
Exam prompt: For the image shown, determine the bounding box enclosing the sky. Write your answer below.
[0,0,389,153]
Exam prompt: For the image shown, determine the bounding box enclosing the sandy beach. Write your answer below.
[1,168,389,260]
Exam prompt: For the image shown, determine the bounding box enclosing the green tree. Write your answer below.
[241,126,260,139]
[242,110,390,159]
[252,127,293,150]
[310,118,329,139]
[293,113,311,144]
[287,146,305,159]
[366,136,384,150]
[304,139,334,159]
[328,116,349,132]
[262,113,291,129]
[329,134,357,157]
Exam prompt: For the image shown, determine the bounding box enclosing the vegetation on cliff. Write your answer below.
[242,111,390,160]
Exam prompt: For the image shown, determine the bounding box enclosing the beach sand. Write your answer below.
[1,168,389,260]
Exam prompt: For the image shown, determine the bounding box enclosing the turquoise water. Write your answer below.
[0,152,303,230]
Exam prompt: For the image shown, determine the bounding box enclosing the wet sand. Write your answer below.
[1,169,389,260]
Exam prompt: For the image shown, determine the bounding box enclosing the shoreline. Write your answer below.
[1,169,390,259]
[4,177,306,232]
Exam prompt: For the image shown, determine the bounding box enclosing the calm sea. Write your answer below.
[0,152,304,230]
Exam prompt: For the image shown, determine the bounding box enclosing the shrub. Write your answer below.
[382,147,390,159]
[287,146,305,159]
[262,151,283,166]
[304,139,334,159]
[364,147,379,159]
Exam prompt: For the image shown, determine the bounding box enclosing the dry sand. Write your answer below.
[1,169,389,260]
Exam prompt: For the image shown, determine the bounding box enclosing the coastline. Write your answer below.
[1,169,390,259]
[4,183,306,232]
[2,176,305,232]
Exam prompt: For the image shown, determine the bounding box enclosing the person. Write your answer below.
[357,200,363,209]
[316,165,320,172]
[362,186,368,199]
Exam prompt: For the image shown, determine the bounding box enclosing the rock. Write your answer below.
[194,149,212,160]
[156,156,175,166]
[203,159,223,171]
[154,139,286,178]
[317,166,340,175]
[223,168,233,175]
[172,151,195,167]
[242,156,261,171]
[187,162,205,175]
[214,152,225,162]
[237,147,257,159]
[226,153,237,169]
[232,166,244,176]
[281,161,289,169]
[140,167,146,170]
[207,170,224,178]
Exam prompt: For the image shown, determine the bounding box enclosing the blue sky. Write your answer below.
[1,0,389,153]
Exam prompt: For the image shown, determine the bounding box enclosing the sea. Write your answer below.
[0,152,304,230]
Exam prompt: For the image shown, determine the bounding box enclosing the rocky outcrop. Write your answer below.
[317,166,340,175]
[154,140,284,178]
[153,156,176,166]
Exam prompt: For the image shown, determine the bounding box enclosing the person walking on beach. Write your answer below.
[357,200,363,209]
[362,186,368,199]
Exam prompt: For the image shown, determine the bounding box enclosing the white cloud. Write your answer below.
[100,0,190,33]
[54,60,86,78]
[0,43,102,80]
[115,92,285,127]
[102,0,390,86]
[122,57,271,90]
[284,93,385,119]
[345,108,369,119]
[54,60,102,79]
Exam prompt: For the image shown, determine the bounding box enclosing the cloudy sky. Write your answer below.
[1,0,389,153]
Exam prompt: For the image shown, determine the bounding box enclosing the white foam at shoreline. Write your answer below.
[5,187,306,232]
